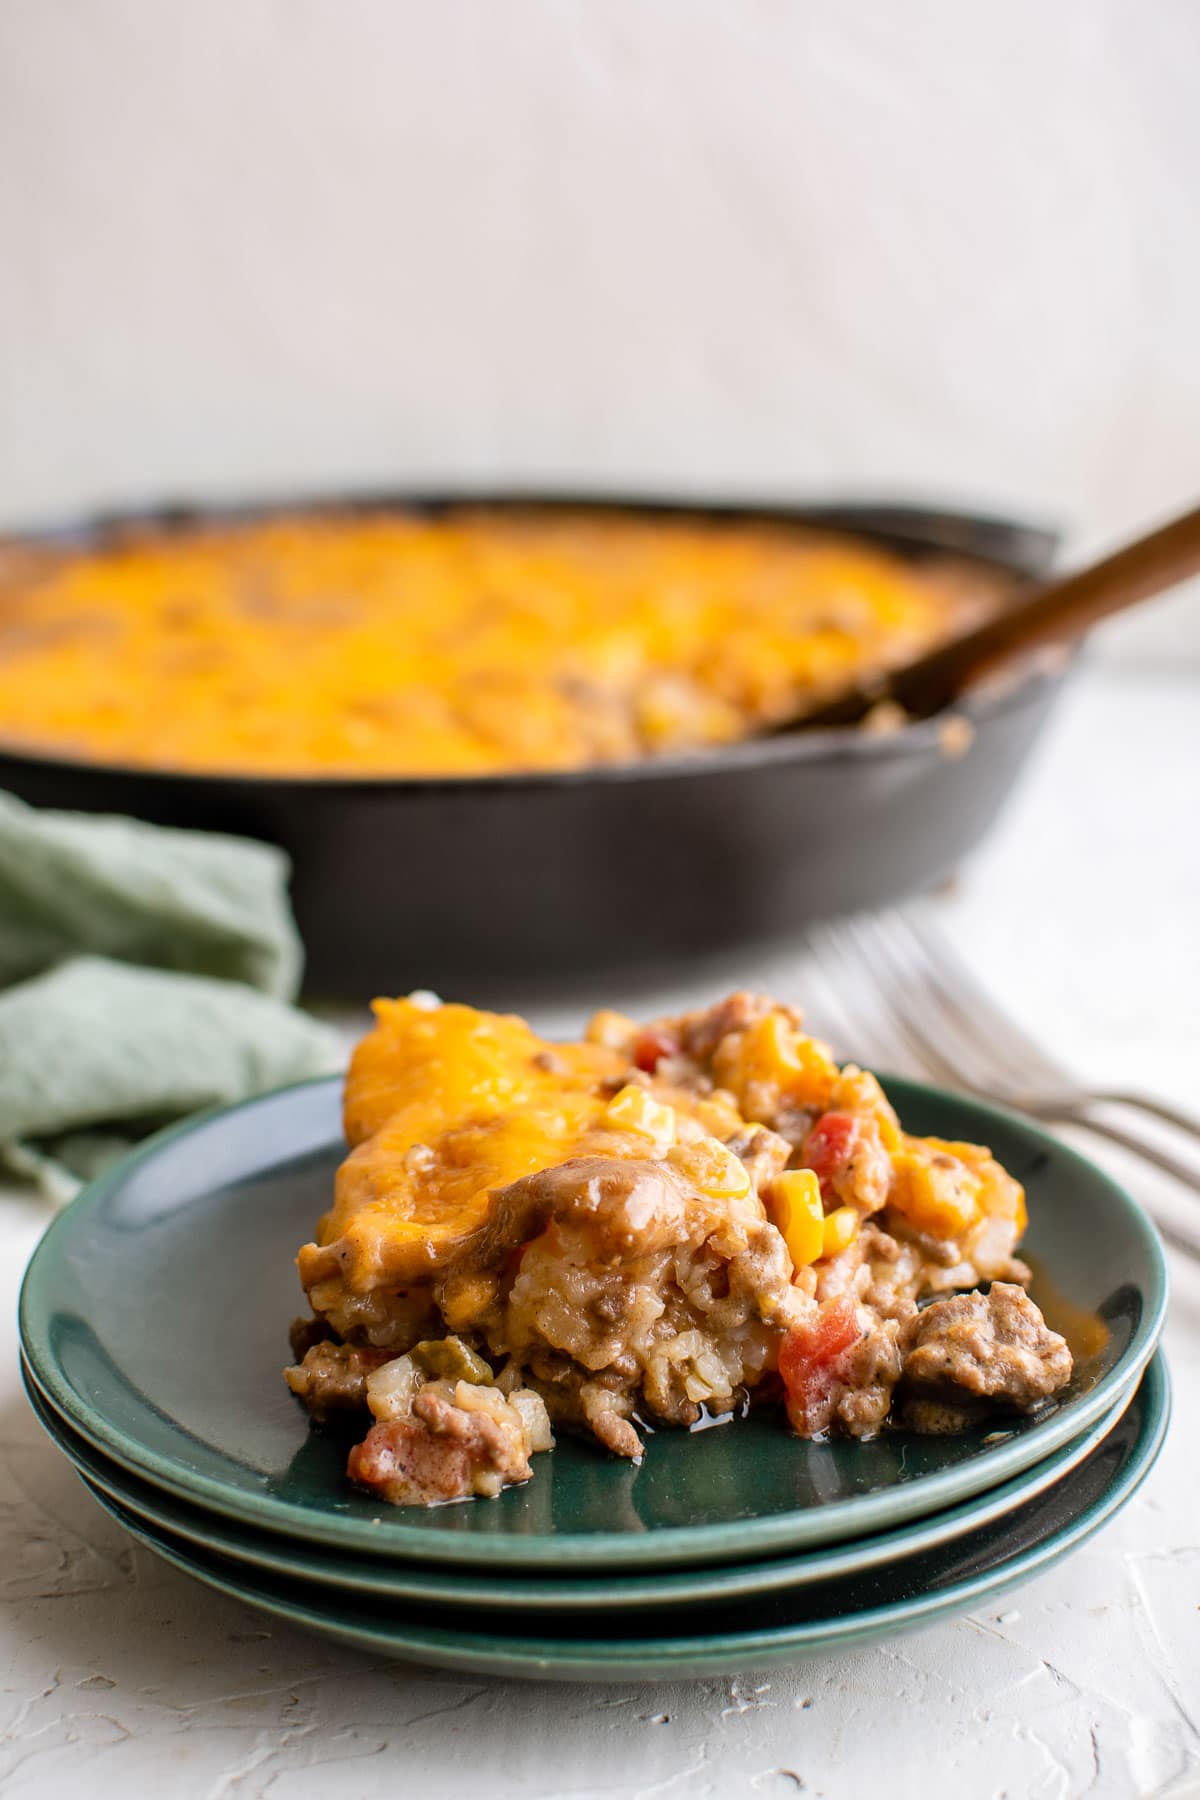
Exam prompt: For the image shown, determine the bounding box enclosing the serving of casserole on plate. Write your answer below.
[19,1031,1165,1582]
[287,990,1075,1508]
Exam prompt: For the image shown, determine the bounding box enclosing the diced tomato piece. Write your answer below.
[633,1027,680,1073]
[800,1112,860,1194]
[778,1297,861,1437]
[779,1296,860,1382]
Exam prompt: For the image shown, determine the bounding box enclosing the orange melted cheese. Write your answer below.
[0,509,988,777]
[302,997,752,1291]
[303,994,1032,1296]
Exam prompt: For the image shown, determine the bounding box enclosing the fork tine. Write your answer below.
[894,914,1200,1141]
[814,909,1058,1104]
[812,909,1200,1245]
[840,913,986,1091]
[790,933,859,1057]
[865,912,1036,1097]
[804,922,922,1076]
[863,910,1055,1100]
[901,909,1074,1092]
[800,924,887,1064]
[870,911,1033,1094]
[810,919,915,1074]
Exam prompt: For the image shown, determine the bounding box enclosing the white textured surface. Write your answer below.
[0,0,1198,658]
[1,664,1198,1798]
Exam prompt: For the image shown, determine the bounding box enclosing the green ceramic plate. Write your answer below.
[24,1359,1138,1613]
[19,1075,1167,1571]
[67,1357,1170,1681]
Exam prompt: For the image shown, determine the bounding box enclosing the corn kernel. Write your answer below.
[768,1168,825,1270]
[606,1083,676,1149]
[889,1147,982,1238]
[669,1137,752,1200]
[821,1205,859,1258]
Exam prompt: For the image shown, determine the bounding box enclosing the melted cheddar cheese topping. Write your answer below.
[301,997,754,1292]
[299,994,1031,1310]
[0,508,991,776]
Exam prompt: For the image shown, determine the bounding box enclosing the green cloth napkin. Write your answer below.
[0,790,303,996]
[0,792,341,1200]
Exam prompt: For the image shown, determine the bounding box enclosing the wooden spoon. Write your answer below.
[797,502,1200,729]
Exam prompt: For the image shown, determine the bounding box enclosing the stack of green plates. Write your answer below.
[20,1076,1170,1682]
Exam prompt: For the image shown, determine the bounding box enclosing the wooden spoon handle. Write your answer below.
[807,502,1200,726]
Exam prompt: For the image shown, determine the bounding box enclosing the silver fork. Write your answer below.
[805,906,1200,1201]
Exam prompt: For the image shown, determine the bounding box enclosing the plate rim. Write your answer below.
[24,1361,1139,1610]
[18,1073,1170,1570]
[66,1355,1171,1680]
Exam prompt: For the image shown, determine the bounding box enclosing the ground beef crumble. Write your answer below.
[901,1281,1073,1407]
[283,1341,392,1422]
[347,1383,537,1506]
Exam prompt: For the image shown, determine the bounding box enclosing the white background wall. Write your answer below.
[1,0,1196,660]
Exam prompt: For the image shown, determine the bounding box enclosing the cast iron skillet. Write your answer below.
[0,494,1061,1000]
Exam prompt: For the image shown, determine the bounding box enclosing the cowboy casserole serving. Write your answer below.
[286,991,1072,1507]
